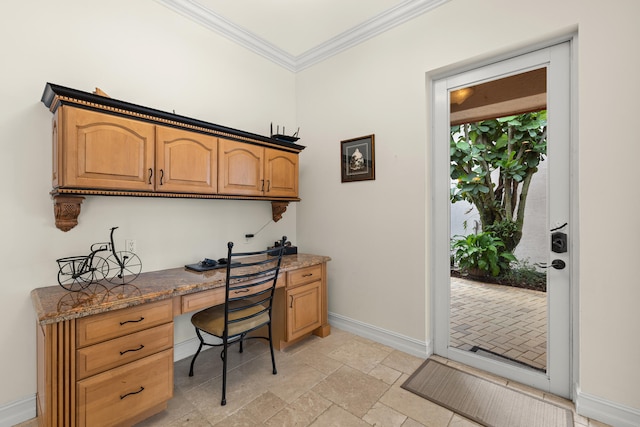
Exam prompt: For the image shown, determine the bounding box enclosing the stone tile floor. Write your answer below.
[450,277,547,371]
[16,327,610,427]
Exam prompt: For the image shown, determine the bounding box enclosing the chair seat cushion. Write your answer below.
[191,300,270,337]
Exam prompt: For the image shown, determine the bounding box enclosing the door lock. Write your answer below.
[551,231,567,253]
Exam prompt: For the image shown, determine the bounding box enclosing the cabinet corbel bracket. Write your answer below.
[53,195,85,231]
[271,201,289,222]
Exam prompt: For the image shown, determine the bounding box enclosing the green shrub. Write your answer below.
[451,232,516,277]
[498,259,546,290]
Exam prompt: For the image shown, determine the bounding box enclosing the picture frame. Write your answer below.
[340,134,375,182]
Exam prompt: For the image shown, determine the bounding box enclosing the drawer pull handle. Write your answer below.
[120,344,145,355]
[120,386,144,400]
[289,295,294,308]
[234,289,250,294]
[120,317,144,326]
[302,273,313,277]
[148,168,153,184]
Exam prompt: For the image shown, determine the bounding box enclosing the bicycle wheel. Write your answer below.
[105,251,142,284]
[58,256,110,291]
[57,259,93,292]
[91,256,110,283]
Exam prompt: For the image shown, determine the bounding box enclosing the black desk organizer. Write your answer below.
[185,259,240,272]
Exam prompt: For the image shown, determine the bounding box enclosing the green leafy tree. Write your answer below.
[450,111,547,253]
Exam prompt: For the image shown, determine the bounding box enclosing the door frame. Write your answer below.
[427,35,578,399]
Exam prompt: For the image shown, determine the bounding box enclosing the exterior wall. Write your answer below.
[0,0,297,407]
[297,0,640,415]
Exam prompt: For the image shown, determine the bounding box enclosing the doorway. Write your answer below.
[431,41,573,398]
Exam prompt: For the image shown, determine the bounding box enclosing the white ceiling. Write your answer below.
[154,0,450,71]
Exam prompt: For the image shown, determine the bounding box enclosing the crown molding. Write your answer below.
[154,0,297,71]
[155,0,450,72]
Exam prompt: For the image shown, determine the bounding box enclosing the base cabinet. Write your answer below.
[34,257,330,426]
[36,299,174,427]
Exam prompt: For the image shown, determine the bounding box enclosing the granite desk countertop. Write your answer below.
[31,253,331,325]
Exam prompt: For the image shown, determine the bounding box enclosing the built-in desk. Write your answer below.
[31,253,331,427]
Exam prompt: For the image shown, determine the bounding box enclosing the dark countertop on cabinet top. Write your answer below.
[31,253,330,325]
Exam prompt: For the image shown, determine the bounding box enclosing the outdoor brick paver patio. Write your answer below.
[450,276,547,371]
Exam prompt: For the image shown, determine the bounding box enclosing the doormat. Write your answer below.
[401,359,572,427]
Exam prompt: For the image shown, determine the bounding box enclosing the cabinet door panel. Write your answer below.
[265,149,298,198]
[218,139,264,195]
[61,107,154,191]
[286,281,322,340]
[156,126,217,193]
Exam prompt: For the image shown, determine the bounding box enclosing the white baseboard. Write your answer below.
[576,387,640,427]
[0,395,36,427]
[173,336,202,362]
[328,312,431,358]
[174,314,432,361]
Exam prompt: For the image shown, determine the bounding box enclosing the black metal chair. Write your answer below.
[188,236,287,406]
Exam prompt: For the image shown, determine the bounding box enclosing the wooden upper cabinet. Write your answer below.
[218,138,299,198]
[218,138,265,196]
[57,106,155,191]
[265,148,298,198]
[155,126,217,194]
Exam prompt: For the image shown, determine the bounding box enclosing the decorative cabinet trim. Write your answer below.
[42,83,304,230]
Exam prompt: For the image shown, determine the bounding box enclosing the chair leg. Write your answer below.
[268,323,277,375]
[189,329,205,377]
[221,336,228,406]
[239,333,244,353]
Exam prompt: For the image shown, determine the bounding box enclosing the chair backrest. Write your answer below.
[222,236,287,338]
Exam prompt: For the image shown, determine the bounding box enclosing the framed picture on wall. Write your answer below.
[340,134,375,182]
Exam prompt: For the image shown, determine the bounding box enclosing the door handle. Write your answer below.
[539,259,566,270]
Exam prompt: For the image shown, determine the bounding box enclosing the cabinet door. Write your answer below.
[60,107,155,191]
[218,138,264,196]
[155,126,217,193]
[265,148,298,198]
[286,280,322,340]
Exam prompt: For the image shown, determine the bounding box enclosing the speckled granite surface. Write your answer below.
[31,253,330,325]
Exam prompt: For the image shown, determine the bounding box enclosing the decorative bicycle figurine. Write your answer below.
[56,227,142,291]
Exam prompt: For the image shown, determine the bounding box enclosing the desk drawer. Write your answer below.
[77,299,173,347]
[76,323,173,380]
[287,265,322,288]
[182,287,225,314]
[77,349,173,427]
[181,276,285,314]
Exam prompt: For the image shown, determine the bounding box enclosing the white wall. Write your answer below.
[0,0,297,408]
[297,0,640,417]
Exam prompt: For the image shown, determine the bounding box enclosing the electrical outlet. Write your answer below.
[125,239,136,253]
